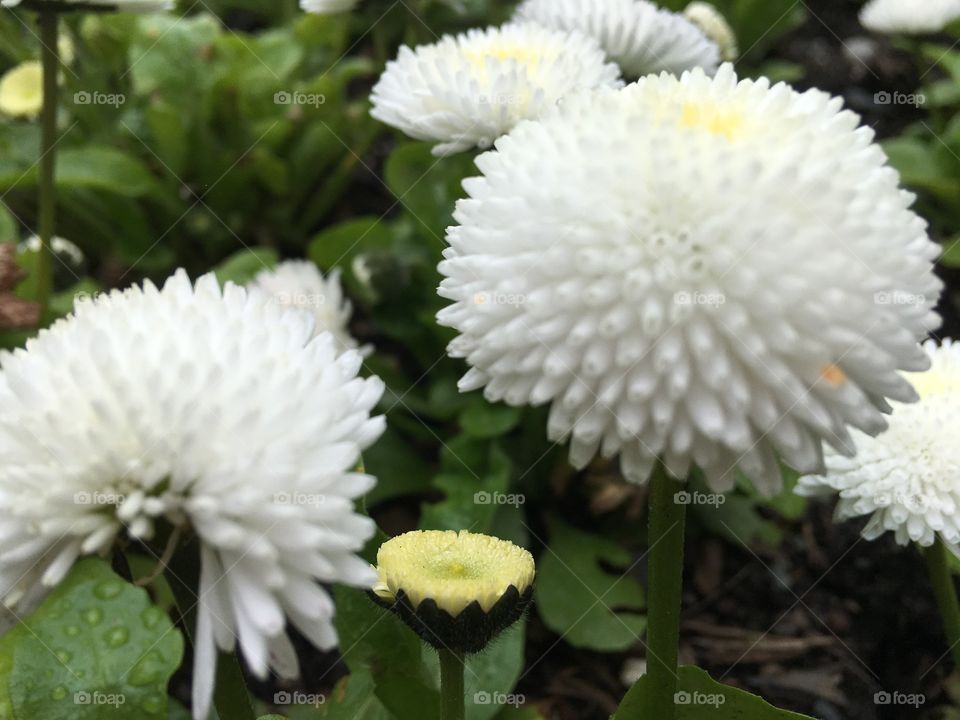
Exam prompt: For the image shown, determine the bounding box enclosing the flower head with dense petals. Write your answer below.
[860,0,960,34]
[370,23,622,156]
[300,0,358,14]
[437,65,942,495]
[797,340,960,548]
[0,270,386,720]
[514,0,720,78]
[1,0,173,11]
[0,62,43,118]
[251,260,366,355]
[684,2,737,61]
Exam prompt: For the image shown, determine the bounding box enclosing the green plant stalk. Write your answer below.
[36,7,59,315]
[644,466,687,720]
[924,537,960,668]
[439,648,465,720]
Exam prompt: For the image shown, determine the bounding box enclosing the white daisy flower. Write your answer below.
[684,2,737,61]
[251,260,367,356]
[0,270,385,720]
[798,340,960,548]
[370,23,622,156]
[1,0,173,11]
[437,64,941,494]
[514,0,719,78]
[860,0,960,34]
[300,0,359,13]
[0,61,43,118]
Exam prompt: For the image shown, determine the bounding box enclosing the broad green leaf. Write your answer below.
[383,142,475,244]
[213,247,279,286]
[942,237,960,267]
[56,147,158,198]
[613,666,816,719]
[0,557,184,720]
[459,397,523,439]
[308,217,394,272]
[883,136,960,200]
[318,671,394,719]
[419,438,513,533]
[535,517,646,652]
[363,427,434,507]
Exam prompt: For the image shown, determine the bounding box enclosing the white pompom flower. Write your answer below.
[514,0,719,78]
[437,64,942,494]
[300,0,359,14]
[370,23,622,156]
[860,0,960,34]
[251,260,368,356]
[0,61,43,118]
[798,340,960,549]
[0,270,385,720]
[1,0,173,11]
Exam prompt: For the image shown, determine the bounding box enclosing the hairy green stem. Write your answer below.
[644,467,687,720]
[925,537,960,668]
[439,648,465,720]
[36,8,59,315]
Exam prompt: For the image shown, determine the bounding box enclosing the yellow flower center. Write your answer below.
[678,101,745,140]
[465,44,544,68]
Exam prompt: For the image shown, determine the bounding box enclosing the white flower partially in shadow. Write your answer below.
[371,23,622,156]
[860,0,960,34]
[0,270,385,720]
[301,0,359,13]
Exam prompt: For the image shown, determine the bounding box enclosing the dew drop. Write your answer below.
[128,651,164,687]
[55,649,71,664]
[140,607,164,629]
[104,626,129,648]
[49,686,67,701]
[82,608,103,626]
[142,694,164,714]
[64,625,80,637]
[94,581,124,600]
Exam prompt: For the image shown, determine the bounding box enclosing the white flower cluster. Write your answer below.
[860,0,960,34]
[370,0,730,154]
[0,271,385,720]
[300,0,359,14]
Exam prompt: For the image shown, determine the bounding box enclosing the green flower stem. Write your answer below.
[924,537,960,668]
[439,648,465,720]
[644,466,688,720]
[213,653,257,720]
[36,7,60,315]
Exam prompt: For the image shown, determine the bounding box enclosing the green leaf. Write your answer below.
[0,204,16,243]
[419,438,513,534]
[213,247,279,286]
[883,136,960,200]
[318,671,394,719]
[383,142,476,244]
[56,147,158,198]
[0,557,184,720]
[308,217,394,272]
[613,666,816,719]
[535,517,646,652]
[459,397,523,439]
